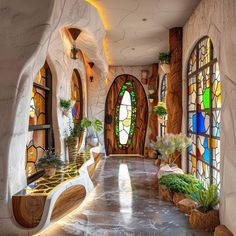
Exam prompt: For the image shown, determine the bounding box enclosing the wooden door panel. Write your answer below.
[105,75,148,155]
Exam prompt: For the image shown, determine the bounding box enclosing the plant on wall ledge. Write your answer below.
[60,99,71,116]
[36,149,63,177]
[148,93,155,103]
[153,102,167,123]
[159,52,171,74]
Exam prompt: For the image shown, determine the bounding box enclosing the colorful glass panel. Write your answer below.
[71,70,82,123]
[160,75,167,136]
[187,37,221,187]
[26,63,51,178]
[188,48,197,75]
[115,81,136,149]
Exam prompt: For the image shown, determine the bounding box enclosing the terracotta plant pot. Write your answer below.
[160,63,170,74]
[159,185,173,202]
[189,208,220,232]
[66,137,79,161]
[44,167,56,177]
[172,192,186,205]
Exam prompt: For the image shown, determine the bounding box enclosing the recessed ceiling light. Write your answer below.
[142,18,147,21]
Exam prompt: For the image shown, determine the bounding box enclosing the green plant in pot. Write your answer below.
[188,184,220,231]
[152,102,167,123]
[66,118,103,162]
[148,93,155,103]
[159,52,171,74]
[36,149,63,177]
[60,99,71,116]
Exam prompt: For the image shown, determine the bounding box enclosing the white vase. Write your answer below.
[161,63,170,74]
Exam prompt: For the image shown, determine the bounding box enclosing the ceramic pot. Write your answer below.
[161,63,170,74]
[66,137,79,161]
[44,167,56,177]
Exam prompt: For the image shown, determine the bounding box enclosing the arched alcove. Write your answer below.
[186,36,221,187]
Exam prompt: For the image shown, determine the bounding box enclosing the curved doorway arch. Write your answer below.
[104,74,148,156]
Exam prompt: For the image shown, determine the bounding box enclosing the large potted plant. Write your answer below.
[188,184,220,231]
[36,149,63,177]
[66,118,103,161]
[159,52,171,74]
[152,102,168,123]
[60,99,71,117]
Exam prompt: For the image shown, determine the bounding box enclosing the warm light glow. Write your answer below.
[87,0,112,65]
[118,163,133,222]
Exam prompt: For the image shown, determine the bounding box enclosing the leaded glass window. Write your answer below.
[25,63,53,182]
[187,37,221,187]
[71,69,83,123]
[160,75,167,136]
[115,81,137,149]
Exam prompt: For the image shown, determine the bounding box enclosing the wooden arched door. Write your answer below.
[104,74,148,156]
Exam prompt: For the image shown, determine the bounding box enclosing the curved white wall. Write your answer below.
[0,0,107,234]
[182,0,236,233]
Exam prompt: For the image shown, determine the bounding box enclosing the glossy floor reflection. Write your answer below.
[37,157,213,236]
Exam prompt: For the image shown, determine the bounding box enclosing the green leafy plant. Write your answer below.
[159,52,171,64]
[60,99,71,110]
[188,184,219,213]
[153,102,167,116]
[36,149,63,168]
[148,94,155,99]
[159,173,203,194]
[68,118,103,139]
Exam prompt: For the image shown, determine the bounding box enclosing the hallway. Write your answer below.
[38,158,212,236]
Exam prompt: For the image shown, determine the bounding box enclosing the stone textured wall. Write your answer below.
[0,0,107,234]
[182,0,236,233]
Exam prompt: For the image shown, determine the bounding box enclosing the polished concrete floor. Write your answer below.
[38,157,213,236]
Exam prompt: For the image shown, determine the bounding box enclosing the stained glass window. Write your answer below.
[187,37,221,188]
[115,81,137,149]
[160,75,167,136]
[71,70,83,123]
[25,63,53,181]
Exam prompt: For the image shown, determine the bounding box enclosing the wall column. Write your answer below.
[166,27,183,166]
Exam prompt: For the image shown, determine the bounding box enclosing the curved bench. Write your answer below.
[12,146,102,234]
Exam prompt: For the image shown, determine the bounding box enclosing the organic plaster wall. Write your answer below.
[87,65,154,153]
[0,0,107,234]
[182,0,236,233]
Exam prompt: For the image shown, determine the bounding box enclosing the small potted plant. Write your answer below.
[36,149,63,177]
[66,118,103,161]
[60,99,71,117]
[159,52,171,74]
[148,93,155,103]
[152,102,168,123]
[189,184,220,231]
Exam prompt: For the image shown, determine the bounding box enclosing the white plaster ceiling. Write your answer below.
[89,0,200,66]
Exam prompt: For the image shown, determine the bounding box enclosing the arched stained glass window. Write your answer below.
[26,62,53,181]
[71,69,83,124]
[115,81,137,149]
[187,37,221,187]
[160,74,167,136]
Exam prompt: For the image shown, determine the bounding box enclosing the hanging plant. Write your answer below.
[153,102,168,117]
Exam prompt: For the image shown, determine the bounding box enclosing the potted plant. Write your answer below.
[148,93,155,103]
[159,52,171,74]
[151,133,192,178]
[60,99,71,116]
[66,118,103,161]
[188,184,220,231]
[159,173,202,204]
[152,102,168,123]
[36,149,63,177]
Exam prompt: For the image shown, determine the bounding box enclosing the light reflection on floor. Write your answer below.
[37,157,213,236]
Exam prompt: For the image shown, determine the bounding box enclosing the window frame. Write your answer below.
[186,36,221,186]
